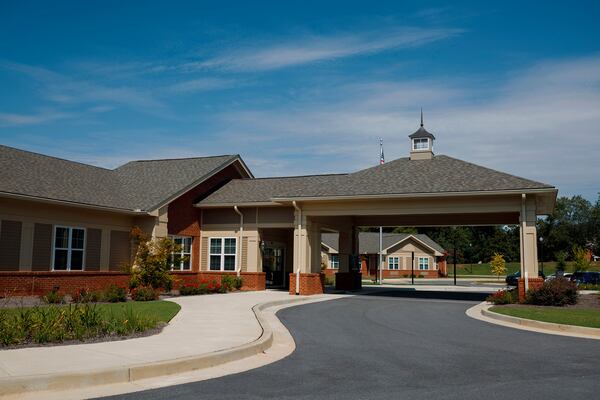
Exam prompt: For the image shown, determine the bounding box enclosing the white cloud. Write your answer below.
[168,77,236,93]
[211,56,600,198]
[188,27,461,72]
[0,110,73,126]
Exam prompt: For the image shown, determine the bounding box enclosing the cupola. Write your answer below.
[409,109,435,160]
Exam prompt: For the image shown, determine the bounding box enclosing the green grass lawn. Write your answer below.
[2,300,181,322]
[490,306,600,328]
[448,261,600,277]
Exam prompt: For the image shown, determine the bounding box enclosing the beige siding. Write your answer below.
[0,220,22,271]
[32,223,52,271]
[241,236,248,272]
[85,228,102,271]
[201,236,208,271]
[109,230,130,271]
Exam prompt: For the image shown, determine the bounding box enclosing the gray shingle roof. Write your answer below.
[199,155,554,205]
[321,232,445,254]
[408,126,436,140]
[0,145,240,212]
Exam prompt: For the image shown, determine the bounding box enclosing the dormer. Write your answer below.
[409,111,435,160]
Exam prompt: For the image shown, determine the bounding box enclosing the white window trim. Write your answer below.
[52,225,86,271]
[388,256,400,270]
[412,138,430,151]
[330,254,339,269]
[209,237,237,271]
[418,257,430,270]
[170,235,192,271]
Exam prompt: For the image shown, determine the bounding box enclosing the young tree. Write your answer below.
[129,226,181,290]
[490,253,507,280]
[572,245,590,272]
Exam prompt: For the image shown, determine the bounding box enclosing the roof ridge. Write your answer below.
[236,172,349,181]
[117,154,236,166]
[0,144,114,172]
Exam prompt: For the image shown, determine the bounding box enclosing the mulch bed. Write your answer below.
[1,323,167,350]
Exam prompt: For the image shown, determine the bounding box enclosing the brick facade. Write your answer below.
[517,277,544,301]
[167,164,246,272]
[0,271,266,297]
[289,273,325,295]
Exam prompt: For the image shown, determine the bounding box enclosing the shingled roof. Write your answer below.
[198,155,555,206]
[321,232,445,255]
[0,145,247,212]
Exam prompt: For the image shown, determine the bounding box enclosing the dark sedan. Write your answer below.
[570,271,600,285]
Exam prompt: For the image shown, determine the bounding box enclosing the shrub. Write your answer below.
[490,253,507,280]
[487,289,517,305]
[41,288,64,304]
[129,226,177,290]
[131,287,159,301]
[71,288,103,303]
[221,275,236,291]
[525,278,578,306]
[103,285,127,303]
[577,283,600,291]
[234,276,243,290]
[324,275,335,286]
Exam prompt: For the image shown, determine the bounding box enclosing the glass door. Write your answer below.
[262,243,285,288]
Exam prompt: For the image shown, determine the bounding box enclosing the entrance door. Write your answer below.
[262,243,286,288]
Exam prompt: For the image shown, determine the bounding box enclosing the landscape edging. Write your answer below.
[0,296,317,396]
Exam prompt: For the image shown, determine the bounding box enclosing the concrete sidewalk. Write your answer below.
[0,290,321,396]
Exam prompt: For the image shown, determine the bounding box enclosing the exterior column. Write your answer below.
[338,230,352,273]
[291,212,324,295]
[519,194,542,299]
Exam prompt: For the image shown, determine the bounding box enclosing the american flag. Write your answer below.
[379,138,385,165]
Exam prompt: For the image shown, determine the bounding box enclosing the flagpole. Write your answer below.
[379,138,384,284]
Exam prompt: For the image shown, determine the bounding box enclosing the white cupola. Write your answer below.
[409,109,435,160]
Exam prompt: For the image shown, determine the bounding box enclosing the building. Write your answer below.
[0,119,557,297]
[321,232,447,279]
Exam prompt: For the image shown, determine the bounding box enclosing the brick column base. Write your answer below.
[289,273,325,295]
[517,277,544,301]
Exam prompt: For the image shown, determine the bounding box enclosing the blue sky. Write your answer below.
[1,1,599,199]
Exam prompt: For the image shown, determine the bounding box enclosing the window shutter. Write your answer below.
[0,220,22,271]
[201,237,208,271]
[109,230,130,271]
[85,228,102,271]
[32,223,52,271]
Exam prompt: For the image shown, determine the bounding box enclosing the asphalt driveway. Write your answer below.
[99,290,600,400]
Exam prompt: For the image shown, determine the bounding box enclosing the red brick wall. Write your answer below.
[167,163,246,272]
[0,271,266,297]
[289,273,324,295]
[517,277,544,301]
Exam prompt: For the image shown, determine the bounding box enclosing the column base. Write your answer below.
[517,277,544,301]
[335,272,362,291]
[289,273,325,295]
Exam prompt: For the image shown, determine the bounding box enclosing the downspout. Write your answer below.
[292,201,302,295]
[234,206,243,278]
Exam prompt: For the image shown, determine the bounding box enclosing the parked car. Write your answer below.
[505,270,546,286]
[545,272,572,282]
[569,271,600,285]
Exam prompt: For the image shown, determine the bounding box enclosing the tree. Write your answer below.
[129,226,181,290]
[490,253,507,280]
[572,245,590,272]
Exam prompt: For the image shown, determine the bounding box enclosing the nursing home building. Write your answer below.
[0,121,557,297]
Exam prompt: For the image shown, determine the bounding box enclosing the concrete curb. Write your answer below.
[0,296,318,397]
[466,301,600,340]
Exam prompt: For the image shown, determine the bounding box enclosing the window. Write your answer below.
[418,257,429,270]
[330,254,339,269]
[53,226,85,271]
[388,256,400,270]
[171,236,192,270]
[413,138,429,150]
[209,237,237,271]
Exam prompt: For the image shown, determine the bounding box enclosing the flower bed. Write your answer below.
[178,275,242,296]
[0,300,180,347]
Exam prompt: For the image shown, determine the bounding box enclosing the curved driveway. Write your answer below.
[101,290,600,400]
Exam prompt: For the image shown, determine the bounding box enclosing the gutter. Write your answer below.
[233,206,243,278]
[292,201,301,295]
[0,191,149,216]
